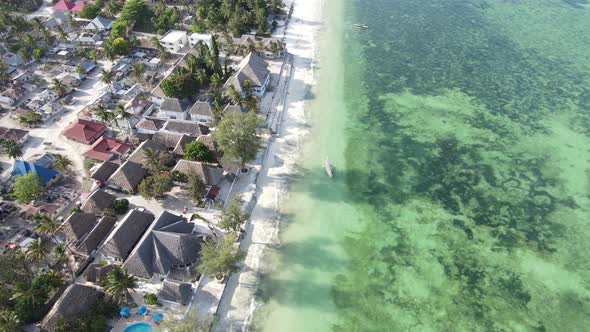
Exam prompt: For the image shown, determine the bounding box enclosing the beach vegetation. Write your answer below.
[11,173,44,203]
[214,111,262,168]
[196,233,245,279]
[218,195,248,233]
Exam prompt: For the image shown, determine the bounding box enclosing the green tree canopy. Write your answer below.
[11,173,44,203]
[111,37,130,56]
[188,172,207,204]
[138,172,174,200]
[184,141,212,162]
[214,111,262,168]
[218,195,248,232]
[196,234,245,279]
[160,72,199,98]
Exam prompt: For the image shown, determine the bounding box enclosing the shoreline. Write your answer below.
[212,0,325,329]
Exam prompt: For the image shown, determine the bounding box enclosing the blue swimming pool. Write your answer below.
[123,322,153,332]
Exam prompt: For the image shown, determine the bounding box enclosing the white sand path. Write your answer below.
[212,0,324,330]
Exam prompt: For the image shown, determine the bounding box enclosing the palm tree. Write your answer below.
[1,140,22,159]
[53,154,72,172]
[102,266,137,304]
[114,105,132,134]
[89,49,98,62]
[226,84,241,105]
[210,72,221,90]
[130,62,145,80]
[31,17,44,32]
[151,36,165,53]
[26,238,49,262]
[95,104,112,124]
[51,78,67,97]
[32,213,59,240]
[55,25,68,42]
[194,68,208,86]
[10,283,38,306]
[143,147,162,174]
[0,310,20,332]
[99,69,114,92]
[23,33,36,51]
[52,244,75,282]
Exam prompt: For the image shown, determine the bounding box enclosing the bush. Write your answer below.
[112,199,129,215]
[184,141,212,162]
[144,293,158,305]
[83,159,95,174]
[171,170,188,183]
[70,207,81,214]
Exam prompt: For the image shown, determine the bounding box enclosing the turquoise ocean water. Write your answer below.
[257,0,590,331]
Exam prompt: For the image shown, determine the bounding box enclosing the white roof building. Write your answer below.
[159,30,189,54]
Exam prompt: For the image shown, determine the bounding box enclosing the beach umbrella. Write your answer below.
[137,306,147,315]
[120,306,130,317]
[153,313,164,323]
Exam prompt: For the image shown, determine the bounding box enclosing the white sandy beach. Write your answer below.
[212,0,325,330]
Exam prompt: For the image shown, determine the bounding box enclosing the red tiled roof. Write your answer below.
[62,119,107,144]
[71,1,85,12]
[83,136,132,161]
[53,0,75,11]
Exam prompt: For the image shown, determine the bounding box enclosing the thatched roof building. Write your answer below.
[122,211,207,279]
[40,284,101,331]
[100,209,155,261]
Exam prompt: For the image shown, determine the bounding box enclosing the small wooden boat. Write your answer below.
[354,23,369,29]
[324,158,333,178]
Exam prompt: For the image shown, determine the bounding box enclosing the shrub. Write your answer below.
[144,293,158,305]
[70,207,81,215]
[112,199,129,215]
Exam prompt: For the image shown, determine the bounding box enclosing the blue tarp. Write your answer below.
[153,313,164,322]
[120,306,130,317]
[11,160,59,185]
[137,306,147,315]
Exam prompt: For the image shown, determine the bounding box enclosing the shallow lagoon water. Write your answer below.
[257,0,590,331]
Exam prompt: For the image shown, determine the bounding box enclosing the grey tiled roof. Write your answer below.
[100,209,155,260]
[122,211,206,279]
[158,279,193,305]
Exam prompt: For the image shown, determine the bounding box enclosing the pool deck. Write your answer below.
[110,314,160,332]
